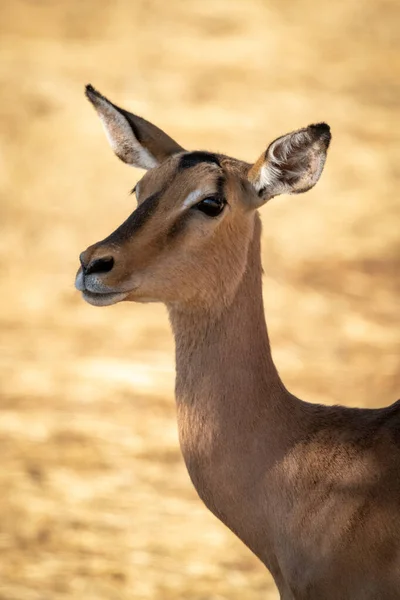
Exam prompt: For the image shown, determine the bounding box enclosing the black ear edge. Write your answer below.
[85,83,107,106]
[307,122,332,150]
[85,84,128,118]
[85,84,126,120]
[84,84,185,156]
[263,122,332,163]
[84,84,144,148]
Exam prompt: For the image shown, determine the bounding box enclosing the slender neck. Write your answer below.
[167,215,305,563]
[168,215,289,415]
[167,216,309,568]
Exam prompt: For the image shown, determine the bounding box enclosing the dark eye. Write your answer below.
[194,197,225,217]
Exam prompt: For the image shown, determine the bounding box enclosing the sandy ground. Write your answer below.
[0,0,399,598]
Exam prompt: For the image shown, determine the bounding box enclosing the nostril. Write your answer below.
[85,256,114,276]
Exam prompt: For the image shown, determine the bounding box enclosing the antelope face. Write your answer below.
[76,86,330,308]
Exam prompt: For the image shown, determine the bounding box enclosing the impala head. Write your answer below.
[76,85,331,308]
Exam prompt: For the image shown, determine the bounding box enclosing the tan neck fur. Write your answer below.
[167,214,303,562]
[169,214,286,408]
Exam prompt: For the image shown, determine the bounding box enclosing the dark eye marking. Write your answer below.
[193,196,226,217]
[103,190,162,244]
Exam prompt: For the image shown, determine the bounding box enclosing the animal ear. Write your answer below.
[85,84,185,170]
[247,123,331,206]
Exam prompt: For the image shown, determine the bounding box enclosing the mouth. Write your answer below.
[81,289,128,307]
[75,268,130,306]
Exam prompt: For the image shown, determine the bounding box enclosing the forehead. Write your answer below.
[136,152,251,214]
[137,151,222,199]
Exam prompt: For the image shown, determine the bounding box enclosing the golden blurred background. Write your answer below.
[1,1,399,598]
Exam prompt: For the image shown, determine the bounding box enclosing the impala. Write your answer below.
[75,85,400,599]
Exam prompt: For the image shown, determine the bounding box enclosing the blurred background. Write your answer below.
[0,0,399,598]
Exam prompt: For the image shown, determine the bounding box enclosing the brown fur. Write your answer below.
[76,87,400,599]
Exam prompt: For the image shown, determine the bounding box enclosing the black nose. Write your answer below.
[80,253,114,276]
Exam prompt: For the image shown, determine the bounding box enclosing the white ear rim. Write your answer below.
[91,94,159,170]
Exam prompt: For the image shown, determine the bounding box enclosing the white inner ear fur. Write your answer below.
[94,96,158,170]
[253,162,281,194]
[252,129,325,196]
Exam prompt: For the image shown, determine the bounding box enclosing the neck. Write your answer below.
[167,215,302,558]
[169,214,290,414]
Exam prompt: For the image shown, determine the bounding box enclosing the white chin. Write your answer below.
[81,290,128,306]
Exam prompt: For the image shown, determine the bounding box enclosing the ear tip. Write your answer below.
[309,122,332,148]
[85,84,104,104]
